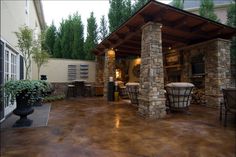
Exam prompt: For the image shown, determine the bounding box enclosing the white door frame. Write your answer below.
[2,40,20,118]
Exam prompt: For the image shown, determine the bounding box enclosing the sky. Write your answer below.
[42,0,172,30]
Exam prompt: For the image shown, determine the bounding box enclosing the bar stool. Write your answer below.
[84,84,92,97]
[66,84,76,98]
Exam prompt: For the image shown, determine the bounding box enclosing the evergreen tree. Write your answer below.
[108,0,132,32]
[172,0,184,9]
[71,12,84,59]
[99,15,108,41]
[84,12,98,60]
[226,2,236,64]
[132,0,149,14]
[51,13,85,59]
[60,18,72,59]
[199,0,220,22]
[53,35,62,58]
[227,2,236,27]
[123,0,132,20]
[44,22,56,56]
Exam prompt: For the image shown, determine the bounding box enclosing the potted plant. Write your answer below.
[3,80,51,127]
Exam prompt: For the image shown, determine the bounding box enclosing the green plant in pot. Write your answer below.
[4,80,51,127]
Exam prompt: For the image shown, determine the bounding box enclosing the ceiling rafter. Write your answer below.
[172,16,188,28]
[98,29,141,55]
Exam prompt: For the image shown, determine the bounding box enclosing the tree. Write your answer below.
[132,0,149,13]
[98,15,108,41]
[32,50,50,80]
[71,12,84,59]
[108,0,132,32]
[53,34,62,58]
[227,2,236,27]
[44,22,56,56]
[15,26,34,79]
[51,13,85,59]
[226,2,236,65]
[172,0,184,9]
[123,0,132,20]
[199,0,220,22]
[32,31,50,80]
[84,12,98,60]
[60,17,73,59]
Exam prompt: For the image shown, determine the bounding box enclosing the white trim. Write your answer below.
[0,37,20,56]
[0,117,5,123]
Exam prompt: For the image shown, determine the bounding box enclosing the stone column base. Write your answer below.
[205,94,222,108]
[138,98,166,119]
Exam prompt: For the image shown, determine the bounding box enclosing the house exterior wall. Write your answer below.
[0,0,45,121]
[32,58,96,83]
[1,0,42,53]
[187,4,230,24]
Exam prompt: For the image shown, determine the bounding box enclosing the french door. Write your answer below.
[4,46,18,116]
[0,41,4,121]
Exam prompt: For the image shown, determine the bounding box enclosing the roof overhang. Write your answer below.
[93,0,236,56]
[33,0,46,30]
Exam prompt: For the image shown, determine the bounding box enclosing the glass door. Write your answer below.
[0,41,4,121]
[4,46,17,116]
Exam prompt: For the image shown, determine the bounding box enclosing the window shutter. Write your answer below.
[68,65,77,81]
[20,56,24,80]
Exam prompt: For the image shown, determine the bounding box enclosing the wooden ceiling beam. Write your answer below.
[162,33,189,44]
[116,49,140,55]
[190,22,207,32]
[125,39,141,45]
[115,33,125,39]
[172,16,188,29]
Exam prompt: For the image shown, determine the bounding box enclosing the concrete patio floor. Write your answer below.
[1,97,236,157]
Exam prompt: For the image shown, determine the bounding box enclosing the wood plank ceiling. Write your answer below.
[93,0,236,56]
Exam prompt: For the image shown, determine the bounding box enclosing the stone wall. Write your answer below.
[103,50,116,97]
[95,56,104,84]
[138,22,166,119]
[180,39,233,107]
[50,82,68,96]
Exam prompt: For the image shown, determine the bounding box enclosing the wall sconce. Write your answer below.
[135,56,141,64]
[108,49,115,57]
[116,69,122,80]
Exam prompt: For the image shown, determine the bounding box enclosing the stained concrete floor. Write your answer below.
[1,97,236,157]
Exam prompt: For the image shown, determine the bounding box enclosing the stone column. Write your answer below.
[138,22,166,119]
[103,49,116,98]
[95,56,104,84]
[205,39,232,107]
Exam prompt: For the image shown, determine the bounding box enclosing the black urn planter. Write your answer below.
[13,91,34,127]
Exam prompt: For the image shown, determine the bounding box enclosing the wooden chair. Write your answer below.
[220,88,236,127]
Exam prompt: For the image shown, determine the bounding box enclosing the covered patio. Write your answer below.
[93,0,236,119]
[1,98,236,157]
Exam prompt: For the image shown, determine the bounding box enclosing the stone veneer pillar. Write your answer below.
[95,56,104,84]
[103,49,116,98]
[138,22,166,119]
[205,39,232,107]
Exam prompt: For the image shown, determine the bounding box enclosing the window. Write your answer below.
[4,46,17,81]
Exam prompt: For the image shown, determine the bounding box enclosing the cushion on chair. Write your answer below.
[166,82,194,88]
